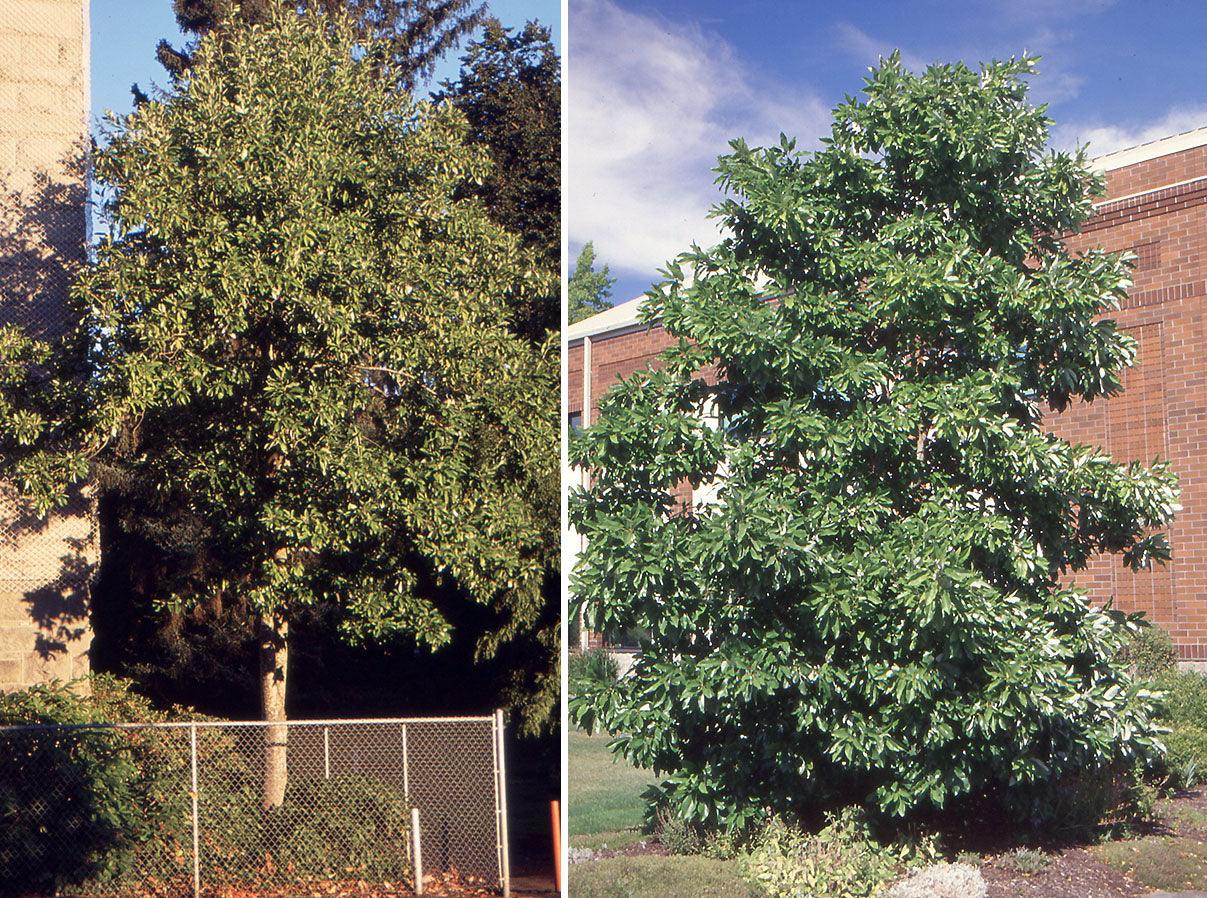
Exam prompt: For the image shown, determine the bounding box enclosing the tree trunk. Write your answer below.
[258,612,289,809]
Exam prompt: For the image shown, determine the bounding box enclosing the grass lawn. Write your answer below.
[568,729,751,896]
[569,855,753,898]
[568,729,656,846]
[1093,835,1207,892]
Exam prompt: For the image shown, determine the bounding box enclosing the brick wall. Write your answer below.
[570,138,1207,658]
[0,0,94,690]
[1057,143,1207,659]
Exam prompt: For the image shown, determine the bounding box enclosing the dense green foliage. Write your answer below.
[0,677,190,893]
[569,54,1179,830]
[436,18,560,338]
[0,10,558,733]
[1154,669,1207,725]
[1124,625,1179,680]
[568,241,616,323]
[199,772,412,882]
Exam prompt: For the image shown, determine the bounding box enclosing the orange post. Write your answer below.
[551,799,564,893]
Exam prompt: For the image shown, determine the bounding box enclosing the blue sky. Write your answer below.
[91,0,561,125]
[568,0,1207,304]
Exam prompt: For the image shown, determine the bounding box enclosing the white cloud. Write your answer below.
[998,0,1116,20]
[1053,106,1207,158]
[567,0,829,281]
[830,21,1085,112]
[833,23,928,73]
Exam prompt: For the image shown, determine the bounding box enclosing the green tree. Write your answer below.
[435,18,560,338]
[1,10,557,805]
[153,0,486,91]
[569,54,1179,831]
[567,242,614,324]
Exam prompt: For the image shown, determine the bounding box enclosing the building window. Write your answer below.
[568,411,583,434]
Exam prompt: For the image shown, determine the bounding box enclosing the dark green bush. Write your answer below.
[1147,669,1207,790]
[1163,724,1207,789]
[1153,669,1207,726]
[1028,763,1156,833]
[0,676,192,895]
[569,648,619,693]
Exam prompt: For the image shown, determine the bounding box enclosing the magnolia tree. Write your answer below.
[0,11,557,806]
[569,55,1180,831]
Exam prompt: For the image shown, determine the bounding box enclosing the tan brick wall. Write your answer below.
[0,0,94,690]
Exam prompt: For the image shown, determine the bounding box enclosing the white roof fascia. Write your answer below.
[1092,126,1207,172]
[565,295,647,343]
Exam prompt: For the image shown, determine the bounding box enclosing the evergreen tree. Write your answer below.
[435,18,561,338]
[153,0,487,91]
[568,242,615,324]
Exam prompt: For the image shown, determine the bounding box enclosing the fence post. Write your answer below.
[189,723,201,898]
[551,800,563,893]
[401,723,410,801]
[411,807,424,895]
[323,725,331,780]
[495,709,511,898]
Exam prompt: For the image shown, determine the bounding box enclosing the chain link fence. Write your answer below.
[0,713,511,897]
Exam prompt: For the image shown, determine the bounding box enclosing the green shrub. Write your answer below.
[1163,724,1207,789]
[656,804,703,855]
[1123,626,1179,679]
[999,848,1051,875]
[569,648,619,692]
[202,774,411,882]
[1153,670,1207,726]
[703,829,744,860]
[739,808,933,898]
[0,676,193,894]
[1026,762,1156,834]
[1147,670,1207,790]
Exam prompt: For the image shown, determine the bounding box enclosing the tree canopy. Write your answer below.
[1,9,559,747]
[569,54,1179,831]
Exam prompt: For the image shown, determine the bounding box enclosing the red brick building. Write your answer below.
[565,127,1207,660]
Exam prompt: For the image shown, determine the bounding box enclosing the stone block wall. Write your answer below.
[0,0,93,691]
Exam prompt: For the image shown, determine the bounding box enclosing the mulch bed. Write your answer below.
[22,871,553,898]
[577,790,1207,897]
[584,839,669,861]
[981,847,1149,898]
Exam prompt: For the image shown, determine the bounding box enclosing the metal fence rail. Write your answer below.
[0,712,510,897]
